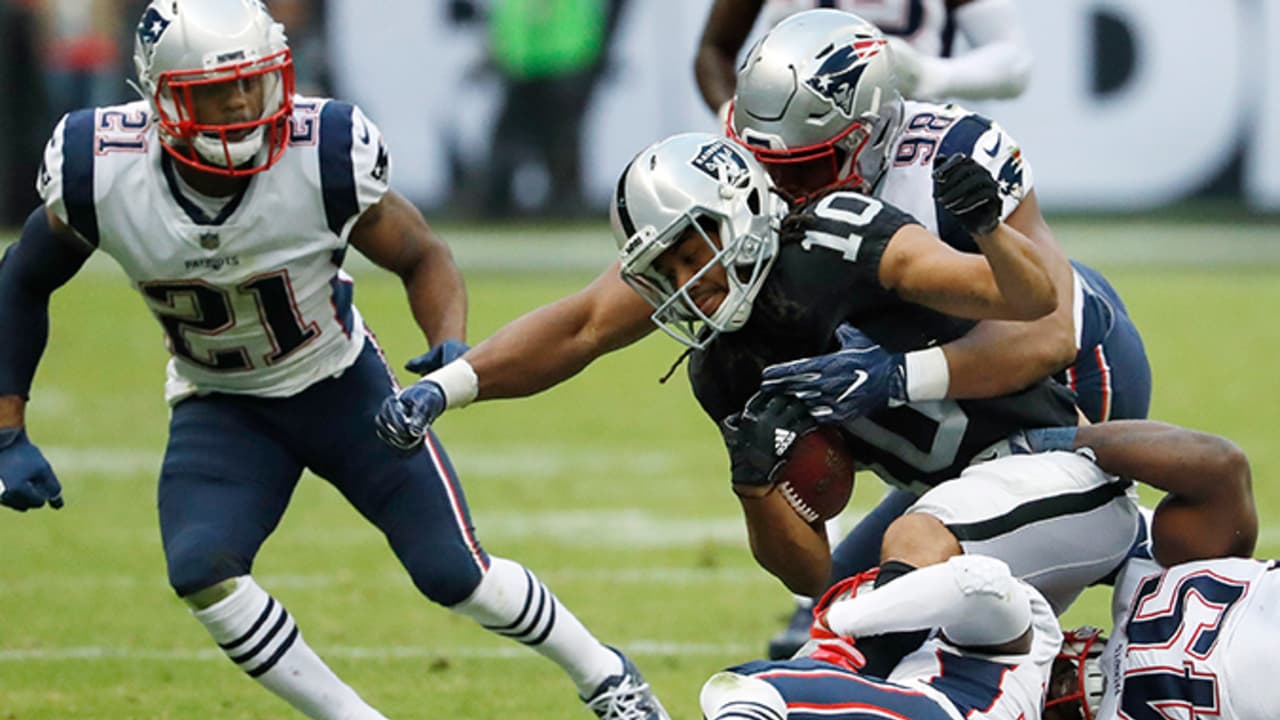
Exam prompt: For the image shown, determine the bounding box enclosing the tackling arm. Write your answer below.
[464,261,655,401]
[1072,420,1257,565]
[891,0,1032,101]
[933,190,1078,400]
[348,190,467,345]
[694,0,765,114]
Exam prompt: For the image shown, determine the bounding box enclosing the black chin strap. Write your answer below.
[657,347,693,384]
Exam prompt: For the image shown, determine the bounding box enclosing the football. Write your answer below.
[775,426,856,523]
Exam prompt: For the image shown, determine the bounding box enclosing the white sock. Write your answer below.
[192,576,387,720]
[452,556,622,696]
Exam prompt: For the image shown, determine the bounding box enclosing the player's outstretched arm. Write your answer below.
[890,0,1032,101]
[463,261,655,401]
[0,207,91,511]
[1071,421,1258,565]
[373,260,655,451]
[694,0,765,115]
[349,190,466,346]
[881,155,1057,322]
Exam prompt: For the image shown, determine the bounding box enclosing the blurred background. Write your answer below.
[1,0,1279,224]
[0,3,1277,717]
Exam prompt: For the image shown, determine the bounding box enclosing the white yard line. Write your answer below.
[0,640,758,663]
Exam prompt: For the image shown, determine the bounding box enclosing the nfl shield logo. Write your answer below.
[198,232,220,250]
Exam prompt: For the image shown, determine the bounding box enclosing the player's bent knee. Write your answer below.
[165,527,251,599]
[406,553,486,608]
[700,672,787,720]
[880,512,962,567]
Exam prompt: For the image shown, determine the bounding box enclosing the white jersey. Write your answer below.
[1099,555,1280,720]
[877,99,1032,237]
[763,0,952,57]
[37,97,390,404]
[888,582,1061,720]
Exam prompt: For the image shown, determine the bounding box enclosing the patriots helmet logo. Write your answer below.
[691,141,751,188]
[997,148,1026,199]
[136,7,171,56]
[803,39,887,117]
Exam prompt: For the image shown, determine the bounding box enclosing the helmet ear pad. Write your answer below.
[132,0,295,177]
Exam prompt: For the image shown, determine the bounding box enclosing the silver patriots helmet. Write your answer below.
[133,0,294,176]
[610,133,783,349]
[729,9,904,199]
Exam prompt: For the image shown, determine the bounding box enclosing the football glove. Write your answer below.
[933,154,1001,236]
[0,427,63,511]
[375,380,447,452]
[721,392,816,489]
[760,324,906,423]
[404,339,470,375]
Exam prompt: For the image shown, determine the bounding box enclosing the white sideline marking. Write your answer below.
[39,445,677,480]
[0,641,757,663]
[3,566,770,593]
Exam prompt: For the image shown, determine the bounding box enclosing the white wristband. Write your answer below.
[423,359,479,409]
[904,346,950,402]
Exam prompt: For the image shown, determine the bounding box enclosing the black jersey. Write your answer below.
[689,191,1077,493]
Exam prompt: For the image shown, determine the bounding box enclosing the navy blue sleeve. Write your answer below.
[0,208,93,399]
[318,100,358,236]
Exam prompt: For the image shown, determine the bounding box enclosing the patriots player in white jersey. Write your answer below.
[695,0,1033,118]
[0,2,667,719]
[1026,421,1272,720]
[700,554,1061,720]
[727,8,1152,657]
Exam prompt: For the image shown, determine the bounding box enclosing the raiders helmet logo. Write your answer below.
[690,141,750,188]
[803,39,887,117]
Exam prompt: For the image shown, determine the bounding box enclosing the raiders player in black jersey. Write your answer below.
[377,133,1139,641]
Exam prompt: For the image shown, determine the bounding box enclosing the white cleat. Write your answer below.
[581,647,670,720]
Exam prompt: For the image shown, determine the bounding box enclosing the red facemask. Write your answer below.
[152,48,295,177]
[726,100,872,202]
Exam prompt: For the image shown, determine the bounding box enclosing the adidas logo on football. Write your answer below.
[774,428,797,456]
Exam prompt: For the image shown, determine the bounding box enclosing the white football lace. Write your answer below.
[587,675,656,720]
[779,481,819,523]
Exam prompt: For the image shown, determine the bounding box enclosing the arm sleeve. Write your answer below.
[937,114,1035,219]
[824,555,1032,647]
[318,101,393,241]
[896,0,1032,101]
[0,208,93,398]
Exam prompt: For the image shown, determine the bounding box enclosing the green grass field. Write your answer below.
[1,218,1278,718]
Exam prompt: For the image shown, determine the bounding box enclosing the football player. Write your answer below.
[696,0,1033,119]
[728,8,1152,656]
[700,554,1061,720]
[0,2,666,719]
[377,134,1142,671]
[1029,421,1271,720]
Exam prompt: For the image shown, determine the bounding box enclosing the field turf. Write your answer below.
[1,217,1277,718]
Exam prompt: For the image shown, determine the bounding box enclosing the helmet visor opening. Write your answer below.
[154,48,295,175]
[730,120,870,200]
